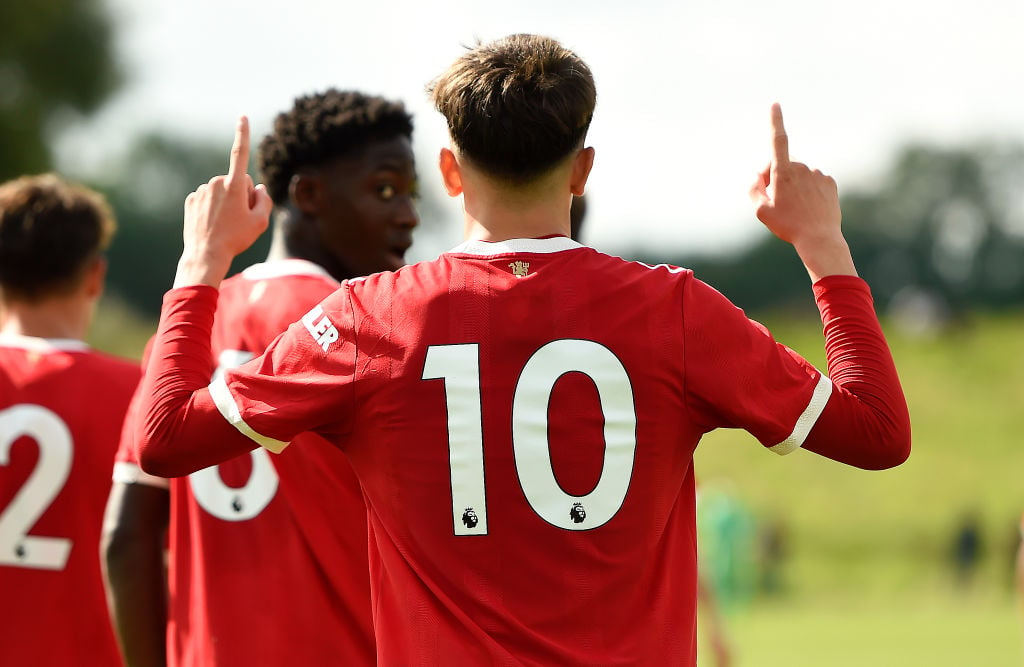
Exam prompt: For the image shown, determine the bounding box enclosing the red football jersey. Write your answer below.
[116,260,375,666]
[1,334,139,667]
[208,238,835,665]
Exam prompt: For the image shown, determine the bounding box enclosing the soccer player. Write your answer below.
[133,34,911,665]
[102,90,417,666]
[0,174,139,666]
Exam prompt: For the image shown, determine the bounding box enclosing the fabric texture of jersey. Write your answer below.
[1,334,139,667]
[210,239,835,665]
[116,260,375,666]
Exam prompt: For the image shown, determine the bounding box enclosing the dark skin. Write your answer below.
[101,133,418,667]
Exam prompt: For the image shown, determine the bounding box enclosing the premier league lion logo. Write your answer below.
[570,502,586,524]
[462,507,479,529]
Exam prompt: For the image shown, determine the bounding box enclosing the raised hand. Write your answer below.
[748,104,856,281]
[174,116,275,288]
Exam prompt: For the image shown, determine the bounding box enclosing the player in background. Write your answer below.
[1,174,139,666]
[131,34,911,665]
[101,90,417,666]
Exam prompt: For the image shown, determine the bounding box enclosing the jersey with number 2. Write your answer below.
[1,335,138,667]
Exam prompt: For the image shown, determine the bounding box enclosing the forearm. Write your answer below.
[793,234,857,283]
[802,275,911,469]
[101,483,169,667]
[136,287,257,477]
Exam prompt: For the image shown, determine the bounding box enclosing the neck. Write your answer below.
[265,214,297,263]
[461,179,572,243]
[0,295,92,341]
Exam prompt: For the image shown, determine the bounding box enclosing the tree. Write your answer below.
[659,142,1024,317]
[0,0,121,181]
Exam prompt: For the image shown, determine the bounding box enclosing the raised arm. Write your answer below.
[136,118,274,476]
[742,104,909,469]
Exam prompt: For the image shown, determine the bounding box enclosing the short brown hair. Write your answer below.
[0,174,116,301]
[429,34,596,184]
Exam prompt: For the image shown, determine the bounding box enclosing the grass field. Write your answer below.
[700,592,1021,666]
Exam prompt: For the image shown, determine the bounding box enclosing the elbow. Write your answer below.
[137,449,192,479]
[863,435,911,470]
[860,418,912,471]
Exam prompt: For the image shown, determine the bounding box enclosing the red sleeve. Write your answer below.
[801,275,911,469]
[135,286,257,477]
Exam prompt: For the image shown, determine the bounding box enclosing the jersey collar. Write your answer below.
[448,237,583,257]
[0,333,91,352]
[240,259,336,282]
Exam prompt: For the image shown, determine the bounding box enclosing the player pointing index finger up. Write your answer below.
[176,116,274,289]
[750,103,854,281]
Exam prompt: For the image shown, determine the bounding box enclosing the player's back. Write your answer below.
[223,237,822,664]
[169,260,374,666]
[0,334,139,666]
[340,238,711,664]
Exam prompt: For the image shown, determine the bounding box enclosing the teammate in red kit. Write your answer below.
[0,174,139,666]
[101,90,417,666]
[133,34,910,665]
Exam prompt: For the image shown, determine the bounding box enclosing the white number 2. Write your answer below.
[423,340,637,535]
[0,404,73,570]
[189,350,279,521]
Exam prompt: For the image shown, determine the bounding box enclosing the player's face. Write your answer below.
[313,135,418,280]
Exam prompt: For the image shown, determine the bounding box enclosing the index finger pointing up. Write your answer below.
[228,115,250,182]
[769,103,789,166]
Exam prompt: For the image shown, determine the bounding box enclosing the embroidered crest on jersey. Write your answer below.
[508,261,530,277]
[570,502,586,524]
[461,507,479,529]
[301,304,339,352]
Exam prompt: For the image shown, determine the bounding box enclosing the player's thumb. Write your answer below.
[250,184,274,221]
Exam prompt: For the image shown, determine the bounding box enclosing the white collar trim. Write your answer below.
[0,333,90,352]
[448,237,583,257]
[240,259,335,282]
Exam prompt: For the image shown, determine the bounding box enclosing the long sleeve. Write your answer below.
[135,286,256,477]
[801,275,911,469]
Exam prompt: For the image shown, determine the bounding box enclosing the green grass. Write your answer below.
[700,592,1021,666]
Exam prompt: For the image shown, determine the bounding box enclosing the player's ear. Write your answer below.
[83,256,107,300]
[439,148,463,197]
[569,147,595,197]
[289,172,319,216]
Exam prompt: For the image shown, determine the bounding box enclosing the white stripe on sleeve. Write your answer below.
[112,461,170,489]
[768,373,833,456]
[208,374,290,453]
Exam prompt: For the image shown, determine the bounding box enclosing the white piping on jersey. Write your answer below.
[768,373,833,455]
[449,237,583,256]
[0,333,90,352]
[240,259,336,282]
[637,262,686,274]
[209,374,290,454]
[112,461,170,489]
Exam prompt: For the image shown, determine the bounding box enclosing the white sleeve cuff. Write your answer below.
[112,461,170,489]
[208,374,290,453]
[768,372,833,456]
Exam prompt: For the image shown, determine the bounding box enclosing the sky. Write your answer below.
[59,0,1024,263]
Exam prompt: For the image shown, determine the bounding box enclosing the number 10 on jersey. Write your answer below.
[422,340,638,536]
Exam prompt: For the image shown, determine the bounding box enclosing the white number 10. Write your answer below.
[422,340,637,535]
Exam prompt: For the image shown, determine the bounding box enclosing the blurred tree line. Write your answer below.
[640,143,1024,325]
[5,0,1024,322]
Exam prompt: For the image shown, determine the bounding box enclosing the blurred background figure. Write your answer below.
[0,174,139,666]
[950,508,984,591]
